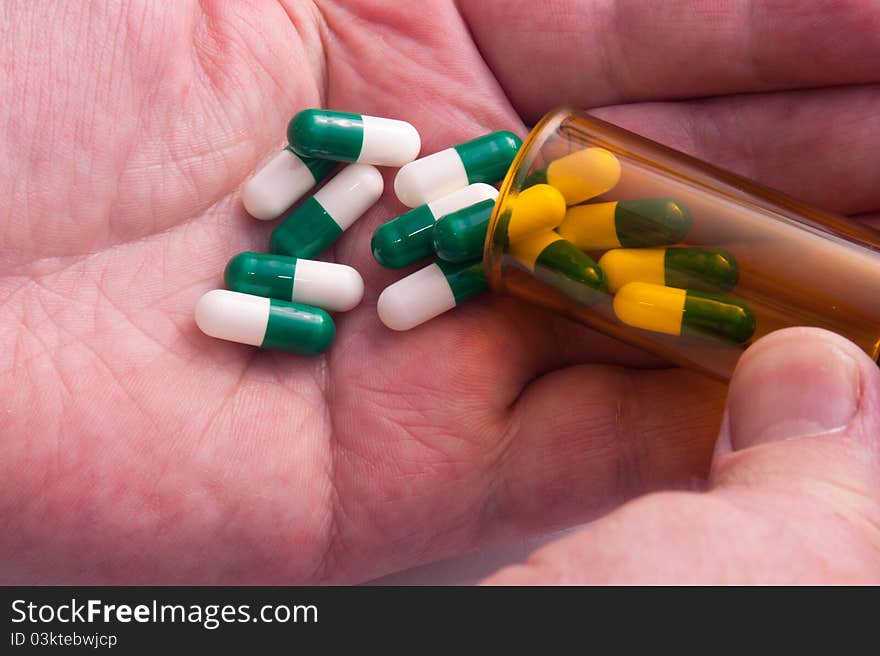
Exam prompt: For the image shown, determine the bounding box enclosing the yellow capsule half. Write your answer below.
[505,184,567,243]
[614,282,687,336]
[599,248,668,292]
[528,147,621,205]
[599,247,739,293]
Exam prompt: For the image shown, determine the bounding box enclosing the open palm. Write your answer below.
[2,0,878,584]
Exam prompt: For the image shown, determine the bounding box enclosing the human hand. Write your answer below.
[485,328,880,583]
[1,0,877,584]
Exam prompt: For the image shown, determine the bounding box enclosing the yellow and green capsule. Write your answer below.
[510,230,607,305]
[525,147,622,205]
[613,282,756,344]
[598,247,739,293]
[557,198,691,251]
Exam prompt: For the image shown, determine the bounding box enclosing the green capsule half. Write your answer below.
[437,258,487,305]
[454,131,523,185]
[510,230,607,305]
[558,198,691,250]
[270,196,342,259]
[432,199,495,263]
[598,247,739,293]
[371,204,436,269]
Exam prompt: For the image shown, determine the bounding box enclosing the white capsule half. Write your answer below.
[394,148,469,208]
[377,263,457,331]
[196,289,270,347]
[427,183,499,219]
[358,115,421,166]
[293,259,364,312]
[314,163,385,230]
[242,149,328,220]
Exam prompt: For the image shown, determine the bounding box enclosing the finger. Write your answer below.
[711,327,880,487]
[327,353,726,580]
[461,0,880,121]
[708,328,880,583]
[484,328,880,583]
[482,364,725,538]
[594,85,880,216]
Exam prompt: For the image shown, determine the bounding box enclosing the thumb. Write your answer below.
[712,327,880,498]
[482,328,880,584]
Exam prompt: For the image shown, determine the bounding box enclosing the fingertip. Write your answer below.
[725,328,871,452]
[735,327,877,377]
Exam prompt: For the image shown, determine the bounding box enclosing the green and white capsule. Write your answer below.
[196,289,335,355]
[598,247,739,293]
[270,163,384,258]
[557,198,691,251]
[613,282,756,344]
[432,198,495,263]
[288,109,421,167]
[394,131,522,208]
[224,252,364,312]
[510,231,607,305]
[241,147,336,221]
[377,259,487,331]
[371,183,498,269]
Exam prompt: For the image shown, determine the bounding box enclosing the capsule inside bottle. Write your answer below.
[485,109,880,380]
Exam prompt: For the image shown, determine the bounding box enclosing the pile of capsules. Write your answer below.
[497,146,756,345]
[195,108,757,355]
[195,109,522,354]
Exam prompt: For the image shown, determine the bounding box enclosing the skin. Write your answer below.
[0,0,878,584]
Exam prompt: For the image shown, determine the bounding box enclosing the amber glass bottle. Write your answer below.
[485,109,880,380]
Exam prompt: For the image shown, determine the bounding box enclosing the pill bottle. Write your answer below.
[484,108,880,380]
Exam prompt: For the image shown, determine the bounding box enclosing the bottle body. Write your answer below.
[485,109,880,380]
